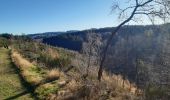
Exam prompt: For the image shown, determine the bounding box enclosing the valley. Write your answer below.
[0,24,170,99]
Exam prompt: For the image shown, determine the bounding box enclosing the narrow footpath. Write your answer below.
[0,48,33,100]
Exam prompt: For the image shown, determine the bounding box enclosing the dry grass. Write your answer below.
[52,76,136,100]
[47,48,59,59]
[65,80,81,92]
[11,51,32,70]
[102,71,138,94]
[44,65,140,100]
[46,69,60,81]
[11,51,44,85]
[58,70,139,100]
[11,49,140,100]
[64,47,140,99]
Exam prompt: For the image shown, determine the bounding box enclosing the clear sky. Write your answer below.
[0,0,118,34]
[0,0,159,34]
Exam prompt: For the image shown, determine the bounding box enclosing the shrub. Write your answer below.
[145,84,170,100]
[35,83,59,99]
[0,37,10,48]
[38,51,71,69]
[46,69,60,81]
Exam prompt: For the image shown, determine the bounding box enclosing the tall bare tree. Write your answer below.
[98,0,170,81]
[85,31,96,78]
[82,30,102,78]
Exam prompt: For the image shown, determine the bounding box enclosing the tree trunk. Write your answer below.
[98,6,138,81]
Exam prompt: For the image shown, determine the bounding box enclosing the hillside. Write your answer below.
[27,24,170,99]
[0,36,142,100]
[40,25,158,52]
[36,24,170,87]
[0,24,170,99]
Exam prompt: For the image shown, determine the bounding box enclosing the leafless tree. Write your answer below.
[98,0,170,81]
[82,30,102,79]
[85,31,96,78]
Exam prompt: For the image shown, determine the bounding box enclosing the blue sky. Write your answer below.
[0,0,118,34]
[0,0,155,34]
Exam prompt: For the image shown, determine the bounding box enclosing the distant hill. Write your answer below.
[28,30,80,40]
[28,32,64,40]
[40,25,159,52]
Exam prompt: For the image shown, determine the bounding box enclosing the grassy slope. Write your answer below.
[0,48,33,100]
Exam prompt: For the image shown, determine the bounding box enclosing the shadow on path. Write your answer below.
[4,91,28,100]
[4,51,38,100]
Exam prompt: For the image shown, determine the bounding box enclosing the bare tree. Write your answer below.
[82,30,102,79]
[98,0,170,81]
[85,31,96,78]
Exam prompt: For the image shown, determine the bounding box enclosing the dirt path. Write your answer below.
[0,48,33,100]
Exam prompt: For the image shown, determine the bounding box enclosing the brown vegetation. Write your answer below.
[11,50,140,99]
[10,38,141,100]
[11,50,44,86]
[46,69,60,81]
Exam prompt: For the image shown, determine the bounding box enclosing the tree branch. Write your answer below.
[98,0,170,81]
[98,3,139,81]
